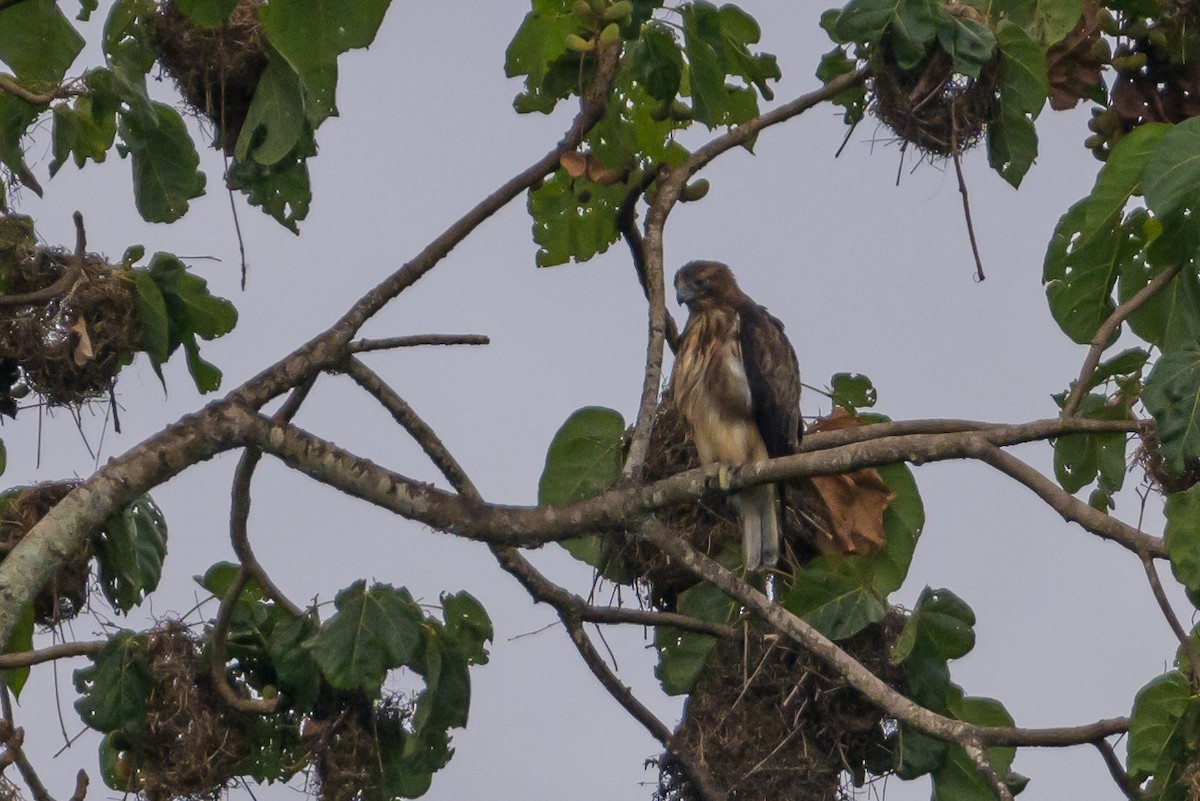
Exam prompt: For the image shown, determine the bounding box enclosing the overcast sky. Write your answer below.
[1,3,1182,800]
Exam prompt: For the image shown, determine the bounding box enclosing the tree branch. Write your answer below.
[1093,738,1143,800]
[970,442,1165,558]
[0,212,85,308]
[1137,546,1200,679]
[0,75,78,106]
[348,334,490,353]
[1062,263,1182,417]
[0,640,102,669]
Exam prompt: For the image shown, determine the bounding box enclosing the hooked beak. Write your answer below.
[675,283,694,305]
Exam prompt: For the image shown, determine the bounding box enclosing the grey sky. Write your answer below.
[1,3,1177,800]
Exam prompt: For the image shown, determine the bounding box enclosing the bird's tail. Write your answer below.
[734,484,780,571]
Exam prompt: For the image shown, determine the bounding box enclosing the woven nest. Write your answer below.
[0,481,89,626]
[309,693,415,801]
[0,220,140,406]
[122,622,254,801]
[1137,430,1200,495]
[618,394,825,608]
[151,0,268,154]
[872,30,1000,157]
[657,613,906,801]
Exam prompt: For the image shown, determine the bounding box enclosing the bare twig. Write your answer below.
[1093,738,1143,801]
[1138,546,1200,679]
[349,334,491,353]
[951,108,985,281]
[0,683,57,801]
[1062,263,1183,416]
[0,640,103,669]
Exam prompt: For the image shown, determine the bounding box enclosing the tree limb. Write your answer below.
[1062,263,1182,417]
[1093,738,1143,800]
[348,334,490,353]
[0,640,102,669]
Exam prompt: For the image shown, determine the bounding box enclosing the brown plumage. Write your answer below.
[669,261,801,570]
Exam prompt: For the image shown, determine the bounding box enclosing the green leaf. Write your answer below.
[1120,239,1200,352]
[1082,347,1148,393]
[441,591,493,666]
[2,603,33,699]
[118,101,206,223]
[1085,123,1171,234]
[893,587,976,664]
[1127,671,1192,782]
[538,406,625,506]
[830,372,876,411]
[933,696,1022,801]
[996,22,1047,117]
[629,23,683,102]
[1011,0,1083,46]
[894,726,949,780]
[94,494,168,613]
[682,2,729,126]
[1144,347,1200,474]
[528,170,625,266]
[1145,118,1200,222]
[131,269,169,367]
[504,8,576,99]
[867,460,924,595]
[782,556,886,640]
[1165,485,1200,603]
[235,53,310,166]
[258,0,392,124]
[225,150,313,233]
[412,627,472,733]
[986,104,1038,189]
[175,0,238,27]
[834,0,898,44]
[1052,392,1130,494]
[0,0,85,83]
[267,614,321,710]
[304,580,423,693]
[50,94,117,175]
[936,15,995,78]
[74,631,153,738]
[654,581,736,695]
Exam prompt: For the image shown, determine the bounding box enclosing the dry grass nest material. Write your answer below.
[310,693,413,801]
[658,613,906,801]
[0,481,88,626]
[151,0,268,154]
[0,222,140,406]
[127,622,254,801]
[871,20,1000,157]
[1137,430,1200,495]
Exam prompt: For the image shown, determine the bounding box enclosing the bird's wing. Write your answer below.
[738,304,801,458]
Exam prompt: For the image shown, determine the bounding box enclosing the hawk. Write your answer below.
[670,260,801,570]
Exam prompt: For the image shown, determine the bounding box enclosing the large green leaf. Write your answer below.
[0,0,84,82]
[781,556,886,640]
[528,170,626,267]
[1165,485,1200,605]
[117,101,206,223]
[266,613,321,709]
[304,580,423,693]
[996,21,1047,116]
[1144,347,1200,474]
[893,587,975,665]
[936,15,995,78]
[1145,118,1200,222]
[1085,124,1171,234]
[441,591,493,667]
[94,494,168,613]
[1052,392,1129,495]
[654,581,737,695]
[1002,0,1083,46]
[235,53,310,166]
[1127,671,1192,782]
[258,0,392,124]
[225,150,313,233]
[538,406,625,505]
[869,460,924,595]
[629,23,683,102]
[175,0,238,27]
[74,631,153,738]
[50,93,117,175]
[986,104,1038,189]
[933,696,1025,800]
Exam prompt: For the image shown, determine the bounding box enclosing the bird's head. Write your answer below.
[674,260,739,310]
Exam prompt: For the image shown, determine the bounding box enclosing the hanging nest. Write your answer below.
[308,692,415,801]
[657,614,906,801]
[871,7,1000,158]
[1137,430,1200,495]
[151,0,269,155]
[122,622,254,801]
[0,481,89,626]
[0,218,140,407]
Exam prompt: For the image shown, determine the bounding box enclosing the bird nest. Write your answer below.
[308,693,415,801]
[657,613,906,801]
[0,216,140,407]
[100,622,260,801]
[0,481,89,626]
[871,27,1000,157]
[151,0,268,154]
[1137,430,1200,495]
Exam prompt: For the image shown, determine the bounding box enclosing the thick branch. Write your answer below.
[1093,738,1143,801]
[0,640,102,669]
[1062,263,1182,417]
[243,411,1153,555]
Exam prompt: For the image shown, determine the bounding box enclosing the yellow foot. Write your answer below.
[705,463,733,492]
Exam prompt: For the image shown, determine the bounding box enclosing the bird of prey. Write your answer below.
[670,260,801,570]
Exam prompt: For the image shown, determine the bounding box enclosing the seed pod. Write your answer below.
[599,22,621,46]
[566,33,595,52]
[604,0,633,21]
[681,179,710,202]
